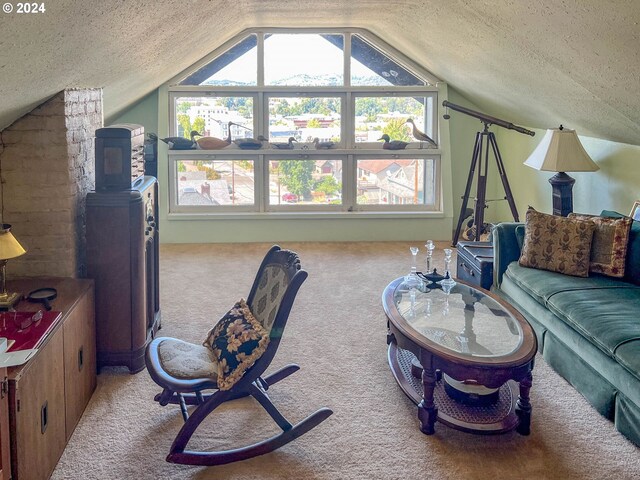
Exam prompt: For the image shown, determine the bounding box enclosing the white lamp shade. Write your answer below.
[524,128,599,172]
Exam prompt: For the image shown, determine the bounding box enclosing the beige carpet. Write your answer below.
[51,242,640,480]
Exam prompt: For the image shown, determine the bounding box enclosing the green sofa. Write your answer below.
[492,212,640,446]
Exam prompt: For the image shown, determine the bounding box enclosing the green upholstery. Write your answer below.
[493,220,640,446]
[546,288,640,365]
[504,262,631,305]
[614,341,640,386]
[492,222,523,287]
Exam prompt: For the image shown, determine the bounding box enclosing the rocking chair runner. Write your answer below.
[145,245,332,466]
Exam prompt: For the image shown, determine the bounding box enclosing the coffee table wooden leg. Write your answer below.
[418,367,438,434]
[515,371,533,435]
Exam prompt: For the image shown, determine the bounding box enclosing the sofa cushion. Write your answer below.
[504,261,632,306]
[615,340,640,384]
[601,210,640,285]
[519,207,595,277]
[545,287,640,364]
[569,213,632,277]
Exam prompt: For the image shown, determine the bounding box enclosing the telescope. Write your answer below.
[442,100,530,245]
[442,100,535,137]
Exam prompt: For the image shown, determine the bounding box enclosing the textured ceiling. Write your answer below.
[0,0,638,145]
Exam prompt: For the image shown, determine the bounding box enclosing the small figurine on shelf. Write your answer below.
[378,134,408,150]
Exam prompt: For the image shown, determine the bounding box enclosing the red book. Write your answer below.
[1,311,62,352]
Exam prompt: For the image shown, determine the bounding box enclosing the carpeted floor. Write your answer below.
[51,242,640,479]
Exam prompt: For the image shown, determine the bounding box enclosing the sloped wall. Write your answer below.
[0,88,102,277]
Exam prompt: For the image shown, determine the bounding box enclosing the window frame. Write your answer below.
[166,28,443,216]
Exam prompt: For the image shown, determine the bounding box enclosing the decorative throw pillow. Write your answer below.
[568,213,632,277]
[203,299,270,390]
[518,207,596,277]
[601,210,640,286]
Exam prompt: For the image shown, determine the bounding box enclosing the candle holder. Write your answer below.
[441,248,456,286]
[403,246,423,290]
[425,240,435,273]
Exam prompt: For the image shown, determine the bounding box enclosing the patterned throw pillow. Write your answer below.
[568,213,632,277]
[203,299,270,390]
[519,207,596,277]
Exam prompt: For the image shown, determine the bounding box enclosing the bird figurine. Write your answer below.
[196,121,238,150]
[405,118,437,147]
[313,137,335,149]
[270,136,298,149]
[378,134,408,150]
[157,130,200,150]
[234,135,266,150]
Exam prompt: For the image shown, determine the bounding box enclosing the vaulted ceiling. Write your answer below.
[0,1,638,145]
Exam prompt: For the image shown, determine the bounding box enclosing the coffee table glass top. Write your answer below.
[391,280,523,358]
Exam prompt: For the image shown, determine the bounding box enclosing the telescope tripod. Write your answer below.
[452,126,519,245]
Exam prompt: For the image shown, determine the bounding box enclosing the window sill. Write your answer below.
[166,210,445,221]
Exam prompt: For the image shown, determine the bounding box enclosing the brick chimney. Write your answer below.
[0,88,103,277]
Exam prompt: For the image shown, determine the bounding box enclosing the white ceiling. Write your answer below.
[0,0,638,145]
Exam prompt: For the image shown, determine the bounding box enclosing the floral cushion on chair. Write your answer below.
[204,299,270,390]
[519,207,596,277]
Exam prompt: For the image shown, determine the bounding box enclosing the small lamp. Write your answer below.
[524,125,599,216]
[0,224,26,310]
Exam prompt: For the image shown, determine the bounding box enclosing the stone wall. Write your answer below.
[0,88,102,277]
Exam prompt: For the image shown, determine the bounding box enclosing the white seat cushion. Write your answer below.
[158,338,218,380]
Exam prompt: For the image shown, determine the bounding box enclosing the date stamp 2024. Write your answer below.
[2,2,46,14]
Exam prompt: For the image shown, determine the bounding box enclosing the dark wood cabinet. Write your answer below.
[0,367,11,480]
[6,278,95,480]
[86,176,161,373]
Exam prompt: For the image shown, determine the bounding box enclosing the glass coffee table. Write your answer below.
[383,277,537,435]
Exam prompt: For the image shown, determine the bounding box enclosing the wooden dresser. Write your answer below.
[4,278,96,480]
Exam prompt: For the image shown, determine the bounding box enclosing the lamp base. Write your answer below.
[549,172,575,217]
[0,291,22,311]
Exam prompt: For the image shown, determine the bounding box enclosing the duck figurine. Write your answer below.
[313,137,335,149]
[378,134,408,150]
[405,118,437,147]
[157,130,200,150]
[270,137,298,149]
[233,135,266,150]
[197,121,239,150]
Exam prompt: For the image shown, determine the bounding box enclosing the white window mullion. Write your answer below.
[257,32,264,86]
[342,154,356,212]
[344,32,351,87]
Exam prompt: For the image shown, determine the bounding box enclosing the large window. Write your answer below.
[167,29,442,215]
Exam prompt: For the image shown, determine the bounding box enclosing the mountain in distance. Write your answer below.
[204,73,390,86]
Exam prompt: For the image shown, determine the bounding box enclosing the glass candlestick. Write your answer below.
[425,240,435,272]
[441,248,456,286]
[404,246,422,290]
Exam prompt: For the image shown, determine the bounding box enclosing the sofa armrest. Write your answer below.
[492,222,523,288]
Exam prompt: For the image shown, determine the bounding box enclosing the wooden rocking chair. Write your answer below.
[145,245,332,466]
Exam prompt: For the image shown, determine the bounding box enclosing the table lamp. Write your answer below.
[0,224,26,310]
[524,125,599,216]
